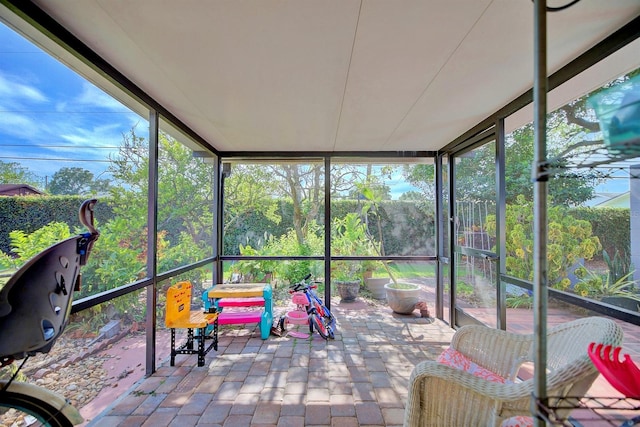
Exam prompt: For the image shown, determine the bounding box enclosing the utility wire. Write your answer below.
[1,144,121,149]
[531,0,583,12]
[0,156,122,163]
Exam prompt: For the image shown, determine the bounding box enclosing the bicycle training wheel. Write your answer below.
[326,323,335,340]
[325,313,336,339]
[0,391,75,427]
[309,312,330,340]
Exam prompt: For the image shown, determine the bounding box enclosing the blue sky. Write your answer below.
[0,22,630,199]
[0,22,141,185]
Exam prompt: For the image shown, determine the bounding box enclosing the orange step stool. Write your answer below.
[165,281,218,367]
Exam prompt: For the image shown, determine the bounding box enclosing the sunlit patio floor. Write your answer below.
[86,291,640,427]
[87,299,454,427]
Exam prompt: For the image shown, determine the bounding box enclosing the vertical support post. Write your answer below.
[324,156,332,310]
[214,158,223,284]
[631,165,640,284]
[449,155,457,327]
[146,110,160,376]
[435,154,444,320]
[532,0,549,425]
[496,119,507,330]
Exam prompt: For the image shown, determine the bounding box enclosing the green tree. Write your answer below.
[347,181,392,200]
[155,135,215,248]
[403,164,436,200]
[107,127,149,220]
[68,127,218,306]
[0,160,41,188]
[107,127,215,247]
[402,124,598,207]
[225,162,388,251]
[223,164,281,240]
[270,163,325,245]
[241,162,360,248]
[398,191,424,201]
[506,125,599,207]
[551,69,640,137]
[48,167,108,195]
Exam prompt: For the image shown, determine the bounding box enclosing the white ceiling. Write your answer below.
[4,0,640,153]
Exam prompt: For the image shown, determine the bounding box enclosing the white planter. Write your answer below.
[364,277,388,299]
[384,282,421,314]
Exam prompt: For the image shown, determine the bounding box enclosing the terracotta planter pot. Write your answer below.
[384,282,421,314]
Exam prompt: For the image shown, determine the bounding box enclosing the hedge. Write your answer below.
[569,207,630,260]
[0,196,115,255]
[223,199,436,256]
[2,196,625,261]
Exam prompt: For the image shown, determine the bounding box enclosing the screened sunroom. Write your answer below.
[1,1,640,425]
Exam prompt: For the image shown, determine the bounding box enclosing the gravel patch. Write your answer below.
[1,326,138,425]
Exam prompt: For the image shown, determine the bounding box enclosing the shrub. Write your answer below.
[7,222,71,264]
[485,195,601,286]
[573,266,639,301]
[569,208,629,261]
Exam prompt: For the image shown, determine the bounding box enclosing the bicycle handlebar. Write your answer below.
[289,282,306,292]
[289,273,317,293]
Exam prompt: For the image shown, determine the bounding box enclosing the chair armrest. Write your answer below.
[409,360,532,400]
[404,360,533,427]
[451,325,532,380]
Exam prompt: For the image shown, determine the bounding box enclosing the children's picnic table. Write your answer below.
[206,282,273,339]
[207,282,269,299]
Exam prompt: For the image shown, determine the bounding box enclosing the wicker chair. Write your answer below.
[403,317,624,427]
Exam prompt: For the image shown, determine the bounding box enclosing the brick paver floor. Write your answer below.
[88,299,454,427]
[87,292,640,427]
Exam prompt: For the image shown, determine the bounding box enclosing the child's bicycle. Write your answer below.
[288,274,336,340]
[0,199,100,427]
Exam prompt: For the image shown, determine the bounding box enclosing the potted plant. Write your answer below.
[361,257,391,299]
[359,183,422,311]
[331,213,368,302]
[333,261,362,302]
[359,183,397,282]
[359,238,388,299]
[573,265,640,312]
[384,281,421,314]
[364,274,389,299]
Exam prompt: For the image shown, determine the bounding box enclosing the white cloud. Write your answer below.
[0,111,40,139]
[0,72,48,103]
[59,122,123,146]
[74,82,129,111]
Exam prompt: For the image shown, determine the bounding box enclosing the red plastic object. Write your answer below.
[288,331,309,339]
[286,310,309,325]
[588,342,640,399]
[291,292,309,306]
[217,311,262,325]
[217,297,265,307]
